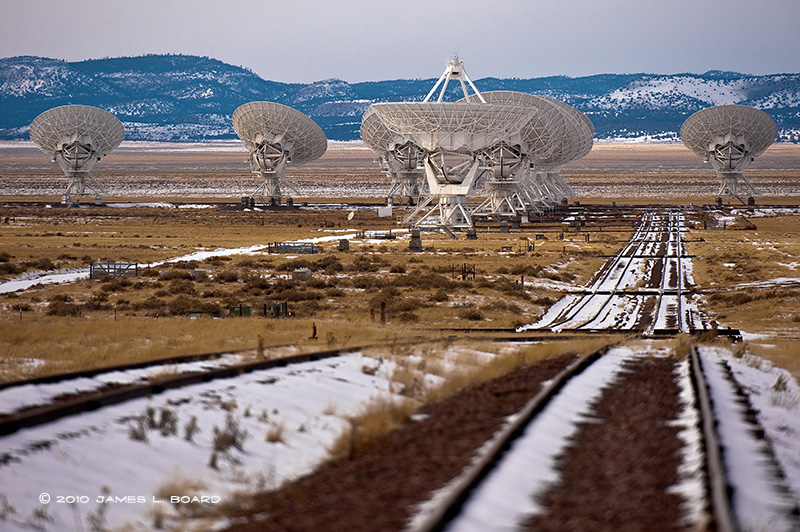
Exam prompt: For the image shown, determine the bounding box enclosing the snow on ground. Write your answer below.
[581,294,642,330]
[0,230,376,295]
[698,346,799,532]
[705,346,800,506]
[730,207,800,218]
[430,345,639,532]
[517,294,580,331]
[669,359,708,528]
[0,346,494,531]
[105,203,216,209]
[0,353,251,415]
[731,277,800,290]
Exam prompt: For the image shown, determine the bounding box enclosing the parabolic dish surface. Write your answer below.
[30,105,125,156]
[370,102,555,158]
[232,102,327,164]
[460,91,593,168]
[680,104,777,158]
[359,107,399,154]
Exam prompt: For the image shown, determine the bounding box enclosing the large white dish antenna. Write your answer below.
[30,105,124,157]
[29,105,124,205]
[370,102,555,158]
[232,101,326,164]
[459,91,593,168]
[360,107,426,205]
[232,101,326,204]
[360,106,398,154]
[680,104,776,159]
[680,105,776,204]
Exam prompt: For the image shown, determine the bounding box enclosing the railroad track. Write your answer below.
[522,210,704,334]
[408,342,799,532]
[689,345,800,532]
[0,343,382,436]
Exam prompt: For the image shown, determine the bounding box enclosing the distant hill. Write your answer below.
[1,54,798,142]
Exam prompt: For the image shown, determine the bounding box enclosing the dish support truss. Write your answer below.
[423,56,486,103]
[401,148,484,228]
[705,133,759,204]
[382,141,426,205]
[52,133,107,205]
[247,133,300,204]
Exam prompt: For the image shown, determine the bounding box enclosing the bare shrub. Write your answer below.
[328,398,416,461]
[167,279,195,295]
[396,311,420,322]
[350,256,380,272]
[99,277,132,292]
[47,300,82,317]
[458,308,485,321]
[184,416,200,442]
[160,269,193,281]
[428,289,450,302]
[265,421,286,443]
[167,296,219,316]
[315,255,343,273]
[0,262,24,275]
[213,412,249,452]
[216,271,240,283]
[129,416,149,443]
[275,258,312,272]
[34,258,56,270]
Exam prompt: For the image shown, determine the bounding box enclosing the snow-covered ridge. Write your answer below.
[2,55,799,142]
[589,75,794,110]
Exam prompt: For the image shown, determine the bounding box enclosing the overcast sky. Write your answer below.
[2,0,799,83]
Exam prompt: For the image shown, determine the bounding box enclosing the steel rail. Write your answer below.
[0,345,285,392]
[545,212,655,329]
[650,211,686,334]
[408,345,609,532]
[556,211,672,331]
[689,344,738,532]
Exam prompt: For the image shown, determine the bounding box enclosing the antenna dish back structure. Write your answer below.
[361,58,594,229]
[233,101,327,206]
[30,105,125,205]
[459,91,593,217]
[360,107,426,206]
[680,104,776,204]
[370,100,555,227]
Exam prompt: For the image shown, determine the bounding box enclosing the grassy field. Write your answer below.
[0,201,632,382]
[1,141,799,382]
[687,212,800,376]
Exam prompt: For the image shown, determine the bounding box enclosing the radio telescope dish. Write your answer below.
[30,105,124,205]
[460,91,593,213]
[360,107,425,205]
[233,101,327,205]
[680,105,776,204]
[371,100,555,228]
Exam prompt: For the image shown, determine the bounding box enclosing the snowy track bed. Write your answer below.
[0,347,453,531]
[520,210,705,334]
[693,346,800,532]
[411,342,800,532]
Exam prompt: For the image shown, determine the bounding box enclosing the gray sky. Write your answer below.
[2,0,799,83]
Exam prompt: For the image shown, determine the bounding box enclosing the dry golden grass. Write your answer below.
[423,337,614,404]
[265,421,286,444]
[739,339,800,379]
[327,396,418,461]
[325,336,613,465]
[687,212,800,375]
[0,316,390,383]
